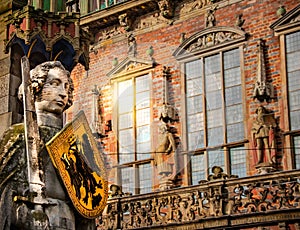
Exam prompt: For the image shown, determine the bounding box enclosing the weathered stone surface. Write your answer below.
[0,74,9,98]
[0,112,12,138]
[0,58,10,77]
[0,96,9,114]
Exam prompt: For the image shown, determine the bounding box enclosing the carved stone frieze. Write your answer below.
[118,13,133,31]
[97,26,122,42]
[157,0,175,19]
[181,0,210,13]
[173,27,247,60]
[188,31,239,52]
[97,171,300,230]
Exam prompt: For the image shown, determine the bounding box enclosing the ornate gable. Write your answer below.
[107,57,155,80]
[173,26,247,60]
[270,4,300,35]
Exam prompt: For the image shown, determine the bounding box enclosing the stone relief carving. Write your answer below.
[187,31,241,52]
[253,39,274,101]
[157,0,175,19]
[98,171,300,229]
[118,13,133,31]
[97,26,122,42]
[251,106,277,170]
[205,7,217,27]
[127,33,137,57]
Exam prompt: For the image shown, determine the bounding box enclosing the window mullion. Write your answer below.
[202,58,208,148]
[220,51,227,145]
[133,78,137,161]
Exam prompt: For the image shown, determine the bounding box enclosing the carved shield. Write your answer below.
[46,111,108,218]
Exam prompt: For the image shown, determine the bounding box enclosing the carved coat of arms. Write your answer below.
[46,111,108,218]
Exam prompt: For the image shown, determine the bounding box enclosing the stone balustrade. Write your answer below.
[97,169,300,229]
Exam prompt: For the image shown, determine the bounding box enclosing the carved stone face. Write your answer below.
[35,67,70,115]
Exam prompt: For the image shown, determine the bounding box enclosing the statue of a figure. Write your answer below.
[154,123,176,178]
[251,106,276,166]
[0,61,94,229]
[127,33,137,57]
[205,8,216,27]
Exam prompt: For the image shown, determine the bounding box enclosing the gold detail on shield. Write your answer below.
[46,111,108,218]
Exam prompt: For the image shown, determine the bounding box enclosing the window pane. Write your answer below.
[188,131,204,150]
[224,49,240,69]
[290,110,300,130]
[186,59,202,80]
[287,31,300,131]
[187,95,202,114]
[121,167,135,195]
[136,108,150,126]
[118,80,133,113]
[187,78,202,97]
[187,113,204,132]
[287,51,300,72]
[119,129,134,163]
[191,154,205,185]
[139,164,152,193]
[286,31,300,53]
[226,104,243,124]
[230,146,246,177]
[205,54,220,74]
[205,73,221,92]
[136,75,150,92]
[227,122,244,143]
[224,67,241,87]
[137,126,151,160]
[206,90,222,110]
[208,149,224,171]
[294,136,300,169]
[207,109,223,128]
[119,113,132,129]
[225,86,242,106]
[207,127,223,146]
[136,91,150,109]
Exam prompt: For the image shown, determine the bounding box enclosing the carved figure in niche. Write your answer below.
[127,33,137,57]
[251,106,277,166]
[154,123,176,178]
[157,0,175,19]
[118,13,132,31]
[0,61,94,230]
[205,8,216,27]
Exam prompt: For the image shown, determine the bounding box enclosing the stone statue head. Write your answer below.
[30,61,74,114]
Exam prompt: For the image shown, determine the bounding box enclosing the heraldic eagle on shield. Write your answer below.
[46,111,108,218]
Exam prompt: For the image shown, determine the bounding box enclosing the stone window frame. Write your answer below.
[173,26,248,185]
[270,4,300,170]
[109,58,155,195]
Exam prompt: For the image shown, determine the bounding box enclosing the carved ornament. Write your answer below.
[107,57,155,80]
[157,0,175,19]
[270,4,300,35]
[253,39,274,101]
[97,171,300,229]
[173,26,247,60]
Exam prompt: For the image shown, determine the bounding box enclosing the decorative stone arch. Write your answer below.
[107,56,156,81]
[173,26,247,60]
